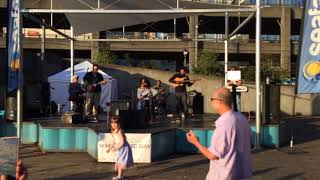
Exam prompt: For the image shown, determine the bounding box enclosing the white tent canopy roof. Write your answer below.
[49,61,112,82]
[49,0,254,35]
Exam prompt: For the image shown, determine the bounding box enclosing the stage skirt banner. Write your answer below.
[0,137,18,176]
[7,0,21,92]
[97,133,151,163]
[297,0,320,93]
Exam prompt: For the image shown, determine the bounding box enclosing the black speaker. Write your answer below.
[6,96,17,121]
[132,110,148,129]
[110,100,130,115]
[110,100,134,129]
[187,91,204,114]
[40,82,51,115]
[263,84,280,124]
[165,93,178,114]
[119,110,133,129]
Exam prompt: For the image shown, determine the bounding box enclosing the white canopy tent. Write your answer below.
[48,61,118,112]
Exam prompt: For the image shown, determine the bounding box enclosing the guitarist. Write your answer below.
[168,67,194,121]
[83,64,108,121]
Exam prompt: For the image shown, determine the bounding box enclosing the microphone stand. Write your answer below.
[106,102,111,130]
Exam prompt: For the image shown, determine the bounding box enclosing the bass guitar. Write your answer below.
[85,78,112,92]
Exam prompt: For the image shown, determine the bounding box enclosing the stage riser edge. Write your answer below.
[0,122,289,161]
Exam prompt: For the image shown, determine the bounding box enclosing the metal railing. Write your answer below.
[1,27,300,43]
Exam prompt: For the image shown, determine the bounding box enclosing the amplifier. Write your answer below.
[110,100,130,115]
[61,112,83,124]
[187,91,204,114]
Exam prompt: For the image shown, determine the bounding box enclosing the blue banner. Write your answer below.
[7,0,21,92]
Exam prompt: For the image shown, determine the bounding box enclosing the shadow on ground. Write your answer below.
[285,117,320,145]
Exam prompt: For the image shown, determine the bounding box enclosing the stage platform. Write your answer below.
[0,114,289,163]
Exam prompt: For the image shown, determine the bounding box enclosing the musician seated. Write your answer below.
[68,75,84,112]
[153,80,166,95]
[137,78,154,110]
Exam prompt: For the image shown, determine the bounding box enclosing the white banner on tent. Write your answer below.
[97,133,151,163]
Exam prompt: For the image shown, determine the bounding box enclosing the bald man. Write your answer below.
[186,88,252,180]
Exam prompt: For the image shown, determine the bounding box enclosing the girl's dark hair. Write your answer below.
[111,115,120,123]
[139,78,146,85]
[144,79,151,88]
[139,78,151,88]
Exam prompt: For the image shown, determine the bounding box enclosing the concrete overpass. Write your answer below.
[0,36,300,55]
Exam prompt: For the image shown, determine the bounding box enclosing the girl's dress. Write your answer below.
[113,130,134,170]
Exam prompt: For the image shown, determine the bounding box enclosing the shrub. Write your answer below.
[193,50,224,76]
[96,42,117,65]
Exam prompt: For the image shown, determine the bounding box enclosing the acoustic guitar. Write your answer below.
[171,77,201,88]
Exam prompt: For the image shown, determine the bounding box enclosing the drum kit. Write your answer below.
[138,87,168,121]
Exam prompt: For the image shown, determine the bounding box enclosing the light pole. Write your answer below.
[183,49,188,68]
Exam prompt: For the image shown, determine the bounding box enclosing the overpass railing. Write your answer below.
[1,27,299,43]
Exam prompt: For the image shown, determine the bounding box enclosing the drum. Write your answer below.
[150,88,158,96]
[154,92,167,105]
[141,88,157,98]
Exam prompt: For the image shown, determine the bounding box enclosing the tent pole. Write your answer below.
[70,25,74,110]
[122,26,125,38]
[41,19,46,81]
[224,12,229,86]
[50,0,53,26]
[13,0,23,156]
[174,0,179,39]
[255,0,261,150]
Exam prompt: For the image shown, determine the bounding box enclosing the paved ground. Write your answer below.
[21,117,320,180]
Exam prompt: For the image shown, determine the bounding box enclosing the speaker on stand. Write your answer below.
[187,91,204,115]
[110,100,132,129]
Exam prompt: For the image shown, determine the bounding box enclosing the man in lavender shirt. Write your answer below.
[186,88,252,180]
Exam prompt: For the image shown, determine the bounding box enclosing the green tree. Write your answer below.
[193,50,224,76]
[96,42,117,65]
[241,64,290,82]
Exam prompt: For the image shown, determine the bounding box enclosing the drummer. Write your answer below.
[153,80,166,95]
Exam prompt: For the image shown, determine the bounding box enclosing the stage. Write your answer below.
[0,114,289,163]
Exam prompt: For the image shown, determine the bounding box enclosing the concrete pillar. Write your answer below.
[188,15,198,73]
[91,32,99,62]
[280,7,291,71]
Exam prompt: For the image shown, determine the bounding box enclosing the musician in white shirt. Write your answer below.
[136,78,156,110]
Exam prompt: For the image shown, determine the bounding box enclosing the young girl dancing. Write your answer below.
[107,116,134,180]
